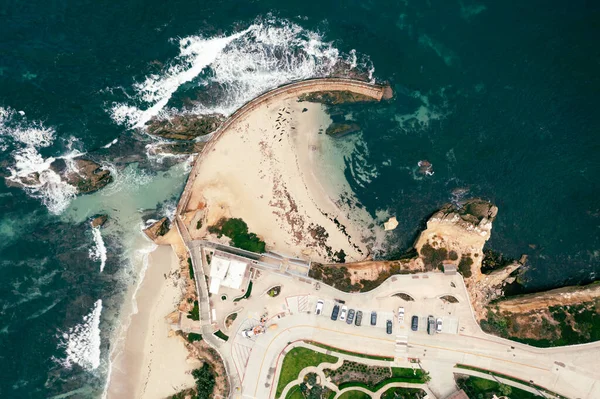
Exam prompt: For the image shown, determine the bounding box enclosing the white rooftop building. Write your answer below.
[208,254,248,294]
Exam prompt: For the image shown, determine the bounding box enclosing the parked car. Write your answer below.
[398,307,405,323]
[346,309,355,324]
[411,315,419,331]
[355,311,363,326]
[427,315,435,335]
[386,319,393,334]
[242,329,255,338]
[340,305,348,321]
[370,311,377,326]
[331,304,340,321]
[315,300,324,315]
[436,317,443,333]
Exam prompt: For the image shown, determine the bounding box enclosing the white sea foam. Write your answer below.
[0,107,80,214]
[110,17,372,128]
[101,138,118,149]
[61,299,102,371]
[90,226,108,272]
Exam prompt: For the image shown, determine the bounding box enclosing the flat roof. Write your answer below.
[209,254,248,293]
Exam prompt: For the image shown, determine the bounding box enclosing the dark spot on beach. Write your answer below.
[302,108,308,113]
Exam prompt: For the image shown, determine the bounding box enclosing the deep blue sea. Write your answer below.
[1,0,599,397]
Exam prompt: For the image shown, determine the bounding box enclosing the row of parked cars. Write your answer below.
[316,300,443,335]
[411,314,443,335]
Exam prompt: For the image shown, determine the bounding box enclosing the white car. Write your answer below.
[436,318,443,333]
[339,305,348,321]
[398,307,405,323]
[242,328,255,338]
[315,300,324,315]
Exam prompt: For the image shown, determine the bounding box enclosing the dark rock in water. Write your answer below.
[90,214,108,228]
[144,217,171,241]
[55,159,113,194]
[147,141,205,156]
[325,123,361,137]
[298,90,379,105]
[146,114,226,140]
[11,158,112,194]
[417,160,434,176]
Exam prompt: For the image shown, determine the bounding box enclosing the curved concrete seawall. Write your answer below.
[176,77,391,217]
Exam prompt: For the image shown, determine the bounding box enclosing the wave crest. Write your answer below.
[109,17,373,128]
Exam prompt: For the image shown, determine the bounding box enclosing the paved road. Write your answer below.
[230,272,600,399]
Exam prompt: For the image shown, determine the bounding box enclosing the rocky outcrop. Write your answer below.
[146,114,225,141]
[298,90,383,105]
[325,123,361,137]
[7,158,112,195]
[90,214,108,228]
[428,199,498,238]
[144,217,171,242]
[59,159,113,194]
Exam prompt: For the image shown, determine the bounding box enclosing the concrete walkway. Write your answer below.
[276,341,431,399]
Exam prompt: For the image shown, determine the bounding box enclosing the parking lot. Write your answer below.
[299,296,459,336]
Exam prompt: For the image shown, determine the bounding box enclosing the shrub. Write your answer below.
[187,301,200,321]
[458,256,473,278]
[187,333,203,343]
[192,363,215,398]
[196,219,203,229]
[188,258,195,280]
[209,218,266,253]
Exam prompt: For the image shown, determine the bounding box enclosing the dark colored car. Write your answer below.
[386,319,393,335]
[370,311,377,326]
[411,315,419,331]
[346,309,355,324]
[331,304,340,321]
[427,315,435,335]
[355,311,363,326]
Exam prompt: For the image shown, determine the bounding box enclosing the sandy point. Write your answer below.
[182,91,382,262]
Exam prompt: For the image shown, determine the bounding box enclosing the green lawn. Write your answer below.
[275,347,338,398]
[457,375,541,399]
[338,390,370,399]
[306,341,394,361]
[284,385,305,399]
[381,387,426,399]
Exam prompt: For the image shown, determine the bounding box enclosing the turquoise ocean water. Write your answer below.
[0,0,598,397]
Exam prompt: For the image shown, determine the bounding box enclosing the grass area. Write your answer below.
[275,347,338,398]
[306,341,394,361]
[208,217,266,253]
[338,390,370,399]
[187,333,203,343]
[455,364,565,399]
[457,375,540,399]
[233,281,253,302]
[187,258,195,280]
[284,385,305,399]
[213,330,229,342]
[187,300,199,321]
[381,387,426,399]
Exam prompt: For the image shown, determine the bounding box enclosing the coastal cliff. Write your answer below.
[415,198,497,277]
[482,283,600,346]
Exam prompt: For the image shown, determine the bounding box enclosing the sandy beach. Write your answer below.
[183,95,378,263]
[106,244,198,399]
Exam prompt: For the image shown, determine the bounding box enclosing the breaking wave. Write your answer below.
[89,226,108,273]
[59,299,102,371]
[110,17,373,128]
[0,107,80,214]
